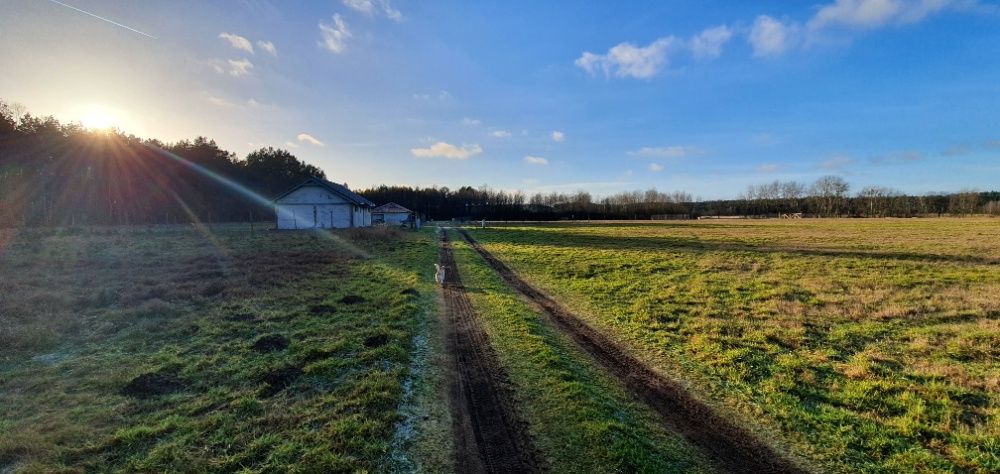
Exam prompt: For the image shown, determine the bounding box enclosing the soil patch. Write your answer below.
[439,230,543,473]
[309,304,337,315]
[252,334,290,352]
[339,295,366,305]
[363,334,390,348]
[458,228,803,474]
[122,372,185,398]
[260,366,302,397]
[302,348,335,363]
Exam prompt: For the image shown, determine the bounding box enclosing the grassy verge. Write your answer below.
[450,236,716,473]
[0,224,448,472]
[467,219,1000,473]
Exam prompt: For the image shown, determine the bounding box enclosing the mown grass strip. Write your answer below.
[459,228,805,473]
[450,235,715,473]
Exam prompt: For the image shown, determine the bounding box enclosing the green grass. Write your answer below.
[0,224,447,472]
[466,219,1000,473]
[449,237,715,473]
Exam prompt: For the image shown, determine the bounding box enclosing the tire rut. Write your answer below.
[438,229,544,473]
[457,228,805,474]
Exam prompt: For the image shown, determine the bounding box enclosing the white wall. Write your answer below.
[275,186,371,229]
[378,212,410,225]
[352,206,371,227]
[276,204,317,229]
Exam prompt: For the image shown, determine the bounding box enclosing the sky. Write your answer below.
[1,0,998,199]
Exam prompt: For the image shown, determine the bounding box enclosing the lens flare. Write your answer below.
[77,104,120,131]
[145,144,370,258]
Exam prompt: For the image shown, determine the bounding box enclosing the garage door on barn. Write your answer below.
[273,178,376,229]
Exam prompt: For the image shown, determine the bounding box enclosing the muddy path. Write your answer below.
[438,230,543,473]
[457,228,804,474]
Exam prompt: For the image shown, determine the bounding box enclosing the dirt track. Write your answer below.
[457,228,804,474]
[438,230,543,473]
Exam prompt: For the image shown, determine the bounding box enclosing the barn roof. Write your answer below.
[373,202,412,214]
[273,177,375,207]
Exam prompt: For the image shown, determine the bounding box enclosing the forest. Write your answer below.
[2,100,997,227]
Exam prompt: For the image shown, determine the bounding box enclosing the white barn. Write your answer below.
[273,178,374,229]
[372,202,414,226]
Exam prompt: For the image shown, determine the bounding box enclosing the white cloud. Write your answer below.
[818,155,855,170]
[629,146,701,158]
[411,142,483,160]
[342,0,374,14]
[413,90,452,101]
[941,144,972,156]
[206,95,234,107]
[749,15,799,57]
[551,131,565,142]
[206,94,264,108]
[491,130,512,138]
[524,156,549,165]
[871,149,926,163]
[219,33,254,53]
[808,0,960,31]
[462,117,481,126]
[319,14,352,53]
[297,133,325,147]
[756,164,781,172]
[223,58,254,77]
[257,40,277,56]
[342,0,401,21]
[379,0,402,21]
[648,163,664,172]
[575,37,676,79]
[690,25,733,59]
[285,141,300,148]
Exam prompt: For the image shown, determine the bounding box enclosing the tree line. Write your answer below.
[361,180,999,221]
[713,176,996,218]
[1,101,324,227]
[1,100,997,227]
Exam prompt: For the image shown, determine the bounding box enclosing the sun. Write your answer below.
[78,104,120,131]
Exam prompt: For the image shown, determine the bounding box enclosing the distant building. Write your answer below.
[372,202,415,226]
[273,177,374,229]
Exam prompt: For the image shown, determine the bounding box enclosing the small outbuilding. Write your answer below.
[372,202,416,226]
[273,177,374,229]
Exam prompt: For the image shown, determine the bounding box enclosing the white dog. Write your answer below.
[434,264,447,285]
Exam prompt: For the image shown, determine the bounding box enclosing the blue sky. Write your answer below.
[1,0,998,198]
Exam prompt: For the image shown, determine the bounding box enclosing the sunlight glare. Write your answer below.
[79,104,120,131]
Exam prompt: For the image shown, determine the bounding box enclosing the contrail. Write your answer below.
[47,0,158,39]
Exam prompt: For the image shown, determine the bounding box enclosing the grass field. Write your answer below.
[0,224,447,472]
[3,219,997,473]
[465,219,1000,473]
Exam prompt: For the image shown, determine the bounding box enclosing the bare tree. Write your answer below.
[948,190,979,216]
[781,181,806,200]
[984,201,1000,216]
[810,176,850,217]
[857,185,899,217]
